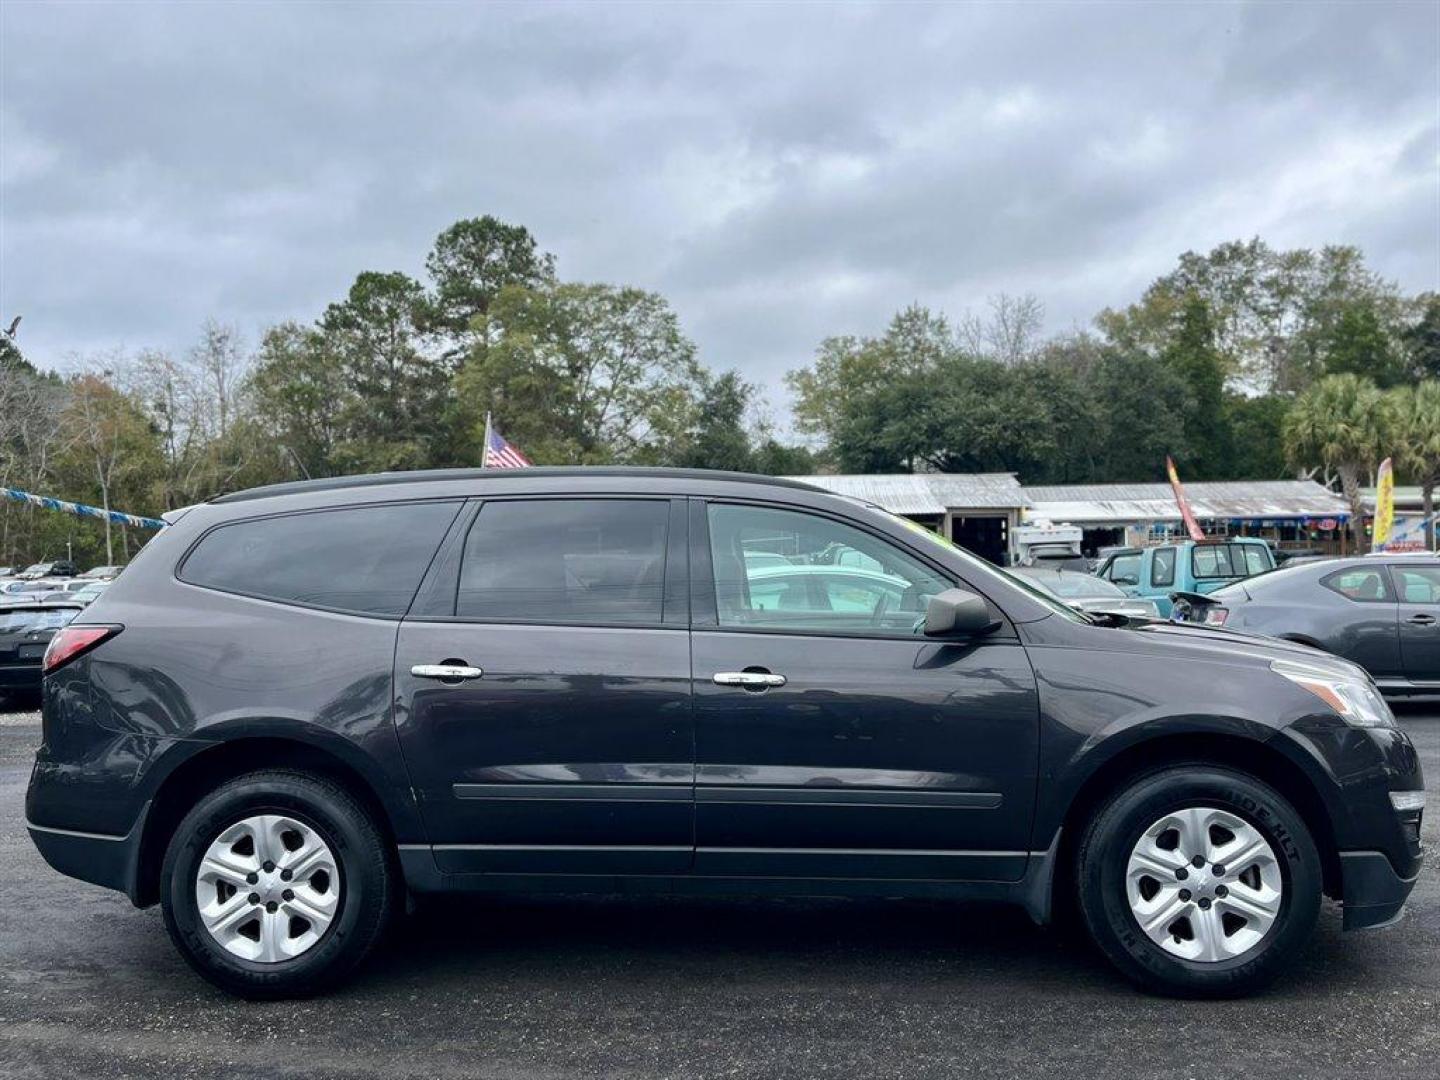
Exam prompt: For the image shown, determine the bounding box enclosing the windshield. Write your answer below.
[882,509,1089,623]
[1037,573,1126,599]
[0,607,79,632]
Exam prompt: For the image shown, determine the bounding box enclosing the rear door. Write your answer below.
[394,496,694,875]
[1393,564,1440,683]
[688,499,1040,882]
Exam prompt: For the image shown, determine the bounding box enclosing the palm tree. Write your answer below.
[1284,374,1388,550]
[1388,381,1440,550]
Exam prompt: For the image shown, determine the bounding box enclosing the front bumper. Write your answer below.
[1340,850,1420,930]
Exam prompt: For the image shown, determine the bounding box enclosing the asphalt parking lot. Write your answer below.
[1,701,1436,1080]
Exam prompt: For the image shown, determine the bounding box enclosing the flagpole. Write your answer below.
[481,411,492,470]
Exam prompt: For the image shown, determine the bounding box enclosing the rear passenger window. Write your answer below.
[1151,547,1176,587]
[1322,568,1392,603]
[180,502,461,615]
[458,500,669,624]
[1192,546,1235,579]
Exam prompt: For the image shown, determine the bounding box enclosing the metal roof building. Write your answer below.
[788,473,1029,516]
[786,474,1355,562]
[1024,480,1350,526]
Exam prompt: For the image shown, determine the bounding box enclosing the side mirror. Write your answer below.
[924,588,999,637]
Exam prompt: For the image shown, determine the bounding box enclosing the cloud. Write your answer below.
[1,0,1436,422]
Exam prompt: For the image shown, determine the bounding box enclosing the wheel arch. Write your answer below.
[132,735,406,908]
[1050,731,1342,921]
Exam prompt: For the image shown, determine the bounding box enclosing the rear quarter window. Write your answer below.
[179,501,461,616]
[1321,567,1393,603]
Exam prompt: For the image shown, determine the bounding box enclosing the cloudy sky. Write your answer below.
[2,0,1437,422]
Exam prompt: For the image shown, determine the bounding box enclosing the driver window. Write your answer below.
[707,504,950,635]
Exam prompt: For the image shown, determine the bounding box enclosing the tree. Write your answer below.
[1388,381,1440,550]
[1161,294,1228,476]
[455,282,705,464]
[319,271,445,472]
[1284,374,1389,549]
[61,371,163,563]
[247,322,347,479]
[1402,294,1440,381]
[672,370,758,472]
[1316,299,1404,387]
[189,319,248,439]
[424,216,556,346]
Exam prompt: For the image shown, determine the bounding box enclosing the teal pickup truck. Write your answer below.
[1094,538,1275,618]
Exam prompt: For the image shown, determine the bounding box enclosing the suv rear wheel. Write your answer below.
[160,769,395,998]
[1077,765,1321,997]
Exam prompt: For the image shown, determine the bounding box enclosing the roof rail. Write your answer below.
[210,466,824,505]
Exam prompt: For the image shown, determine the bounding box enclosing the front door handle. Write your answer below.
[713,670,787,688]
[411,663,484,681]
[1406,614,1437,626]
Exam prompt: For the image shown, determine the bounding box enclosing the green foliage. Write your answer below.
[1403,294,1440,381]
[1283,374,1391,546]
[424,216,557,344]
[454,282,705,465]
[1388,381,1440,548]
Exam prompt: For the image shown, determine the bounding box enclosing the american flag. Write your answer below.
[484,422,531,469]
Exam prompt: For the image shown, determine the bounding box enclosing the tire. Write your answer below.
[160,769,396,998]
[1076,765,1321,998]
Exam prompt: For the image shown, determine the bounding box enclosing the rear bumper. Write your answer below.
[1340,850,1420,930]
[26,801,151,905]
[0,663,41,691]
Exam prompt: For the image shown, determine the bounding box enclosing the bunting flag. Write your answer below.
[1372,457,1395,552]
[1165,456,1206,542]
[1,486,167,530]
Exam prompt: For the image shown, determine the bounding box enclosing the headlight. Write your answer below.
[1270,658,1395,728]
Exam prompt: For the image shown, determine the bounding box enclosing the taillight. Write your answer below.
[1203,608,1229,626]
[43,624,122,674]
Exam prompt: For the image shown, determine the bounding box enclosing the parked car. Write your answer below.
[0,600,84,699]
[1095,539,1276,618]
[1008,566,1161,619]
[70,581,112,604]
[17,560,77,580]
[79,565,125,580]
[1185,555,1440,699]
[26,468,1422,1000]
[1,579,63,599]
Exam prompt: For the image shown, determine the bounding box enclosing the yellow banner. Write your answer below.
[1372,457,1395,550]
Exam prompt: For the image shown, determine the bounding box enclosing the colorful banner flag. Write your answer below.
[1,486,167,530]
[1165,455,1206,542]
[1371,457,1395,551]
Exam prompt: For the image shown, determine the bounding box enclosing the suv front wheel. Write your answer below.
[1077,765,1322,997]
[160,769,396,998]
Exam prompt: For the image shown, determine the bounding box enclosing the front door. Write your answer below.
[1393,563,1440,683]
[689,500,1041,882]
[394,497,694,875]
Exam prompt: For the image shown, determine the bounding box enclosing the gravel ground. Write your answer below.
[1,697,1436,1080]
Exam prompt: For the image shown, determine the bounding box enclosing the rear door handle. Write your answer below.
[1406,614,1437,626]
[713,671,787,688]
[411,663,484,680]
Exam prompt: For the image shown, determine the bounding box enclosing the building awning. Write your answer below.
[785,473,1029,516]
[1025,480,1351,525]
